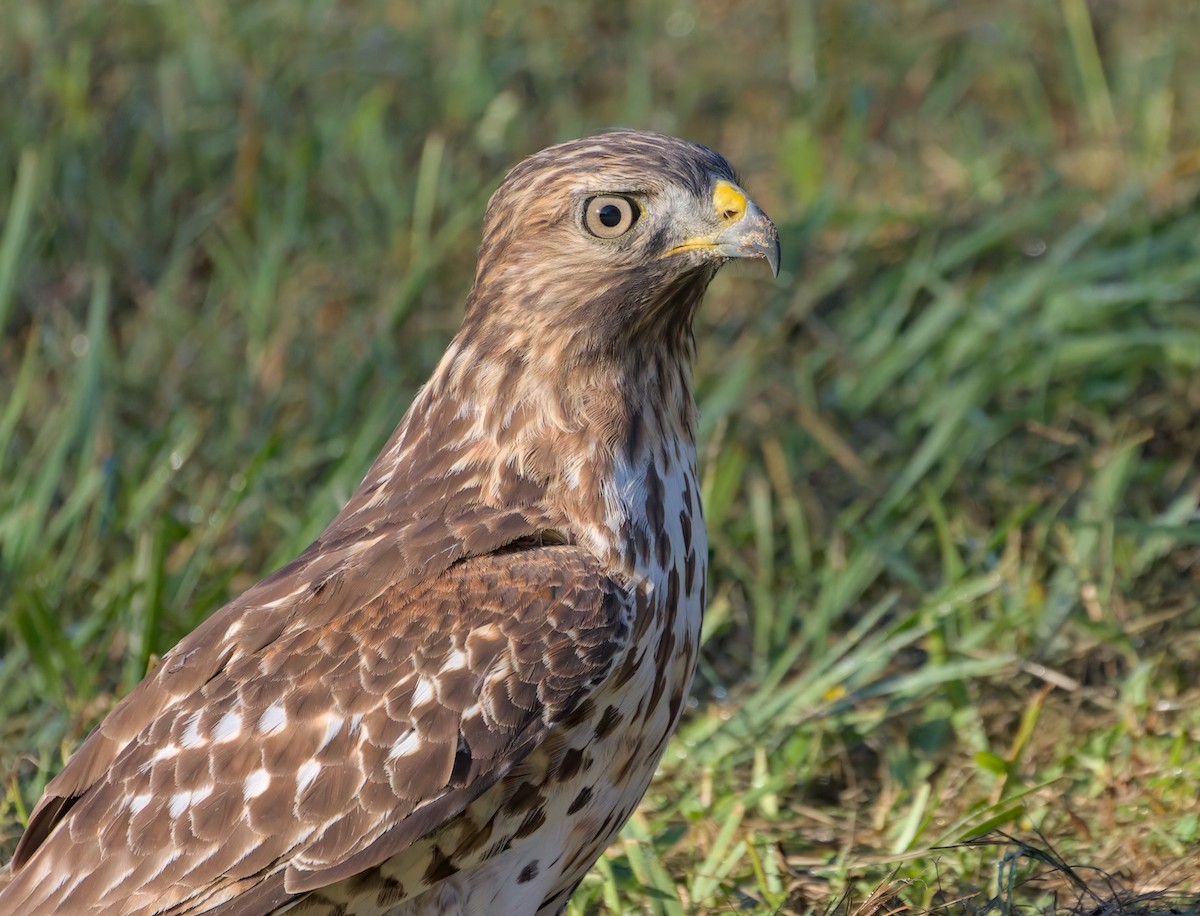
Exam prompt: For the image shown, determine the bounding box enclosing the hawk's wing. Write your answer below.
[2,545,632,915]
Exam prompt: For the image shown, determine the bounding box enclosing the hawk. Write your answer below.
[1,130,779,915]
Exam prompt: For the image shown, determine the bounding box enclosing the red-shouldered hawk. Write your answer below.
[1,130,779,915]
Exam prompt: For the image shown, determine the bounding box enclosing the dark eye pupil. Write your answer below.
[598,204,622,227]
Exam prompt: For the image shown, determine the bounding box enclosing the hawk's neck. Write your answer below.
[335,324,701,582]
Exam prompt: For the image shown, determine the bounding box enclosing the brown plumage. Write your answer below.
[0,130,778,915]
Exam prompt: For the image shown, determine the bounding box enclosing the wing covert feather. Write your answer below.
[2,546,632,916]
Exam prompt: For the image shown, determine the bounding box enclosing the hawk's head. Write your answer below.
[460,130,779,359]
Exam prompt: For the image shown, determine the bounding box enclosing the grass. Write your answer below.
[2,0,1199,912]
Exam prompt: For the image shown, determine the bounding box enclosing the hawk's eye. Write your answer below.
[583,195,640,239]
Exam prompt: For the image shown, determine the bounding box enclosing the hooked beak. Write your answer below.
[666,179,781,278]
[711,198,780,278]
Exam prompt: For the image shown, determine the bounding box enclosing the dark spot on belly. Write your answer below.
[634,525,651,563]
[456,812,498,857]
[612,646,644,687]
[594,704,623,739]
[598,810,616,836]
[567,786,593,815]
[518,860,540,884]
[643,464,666,538]
[505,780,545,815]
[376,877,405,906]
[616,745,643,782]
[668,684,684,726]
[422,846,459,884]
[557,747,584,781]
[645,629,676,716]
[514,808,547,839]
[655,528,672,568]
[632,696,645,720]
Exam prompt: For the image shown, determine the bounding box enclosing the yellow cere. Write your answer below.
[712,180,747,224]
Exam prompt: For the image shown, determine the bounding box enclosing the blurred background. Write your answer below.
[2,1,1199,911]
